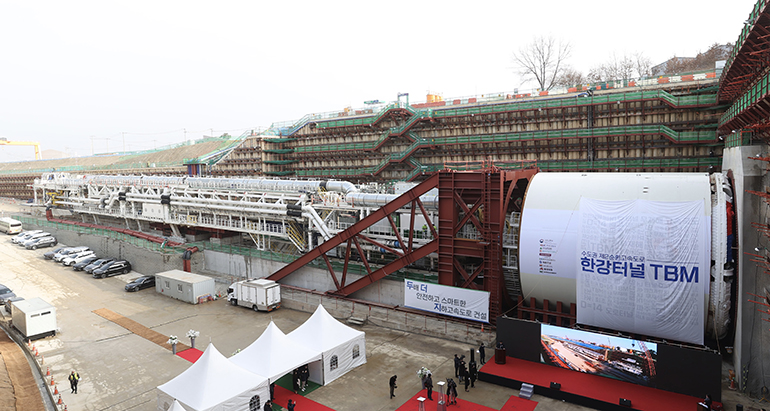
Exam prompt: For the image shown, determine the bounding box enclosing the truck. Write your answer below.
[227,278,281,312]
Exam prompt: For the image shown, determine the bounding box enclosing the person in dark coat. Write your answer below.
[469,361,478,388]
[447,378,458,405]
[453,354,460,377]
[263,400,273,411]
[424,373,433,400]
[287,399,296,411]
[479,342,486,364]
[463,364,470,392]
[292,368,300,393]
[389,375,398,399]
[458,358,467,383]
[300,365,309,391]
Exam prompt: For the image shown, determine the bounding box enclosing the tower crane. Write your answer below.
[0,138,41,160]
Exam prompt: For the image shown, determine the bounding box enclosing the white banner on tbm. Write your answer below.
[404,280,490,323]
[576,198,709,345]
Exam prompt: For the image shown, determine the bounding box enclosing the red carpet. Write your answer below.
[500,395,538,411]
[177,348,203,363]
[273,384,335,411]
[480,357,702,411]
[395,389,499,411]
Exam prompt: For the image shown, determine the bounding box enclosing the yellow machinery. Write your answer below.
[0,138,41,160]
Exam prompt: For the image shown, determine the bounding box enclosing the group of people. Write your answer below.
[390,342,490,404]
[292,365,310,393]
[453,354,478,391]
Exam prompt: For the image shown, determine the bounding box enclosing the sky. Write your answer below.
[0,0,757,163]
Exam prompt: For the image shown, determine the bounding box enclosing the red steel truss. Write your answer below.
[267,166,537,321]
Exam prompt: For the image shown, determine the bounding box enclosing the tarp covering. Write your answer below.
[157,344,269,411]
[229,321,322,382]
[576,198,709,345]
[287,304,367,384]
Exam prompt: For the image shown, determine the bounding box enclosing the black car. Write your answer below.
[84,258,114,274]
[93,260,131,278]
[125,276,155,292]
[72,257,98,271]
[44,247,67,260]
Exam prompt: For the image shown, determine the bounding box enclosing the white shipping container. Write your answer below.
[11,297,57,340]
[155,270,216,304]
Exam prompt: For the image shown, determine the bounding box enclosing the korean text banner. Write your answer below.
[404,280,490,323]
[576,198,709,345]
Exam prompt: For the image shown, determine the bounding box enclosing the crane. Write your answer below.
[0,138,41,160]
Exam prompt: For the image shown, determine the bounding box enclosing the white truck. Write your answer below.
[227,278,281,312]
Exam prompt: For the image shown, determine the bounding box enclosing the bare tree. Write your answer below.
[588,52,653,82]
[555,66,588,87]
[512,36,572,91]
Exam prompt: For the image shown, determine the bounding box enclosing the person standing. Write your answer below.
[68,370,80,394]
[292,368,300,393]
[479,342,486,364]
[300,364,309,391]
[458,358,467,383]
[469,361,478,388]
[463,364,470,392]
[447,378,458,405]
[453,354,460,377]
[424,373,433,400]
[263,399,273,411]
[389,375,398,399]
[287,399,296,411]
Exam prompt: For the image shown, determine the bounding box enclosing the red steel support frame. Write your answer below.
[267,167,537,320]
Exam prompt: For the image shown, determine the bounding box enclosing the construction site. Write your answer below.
[2,1,770,410]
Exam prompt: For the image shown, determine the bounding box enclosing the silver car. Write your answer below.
[0,284,16,305]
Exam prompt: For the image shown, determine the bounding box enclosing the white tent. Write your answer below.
[229,321,322,383]
[157,344,270,411]
[169,400,188,411]
[287,304,366,385]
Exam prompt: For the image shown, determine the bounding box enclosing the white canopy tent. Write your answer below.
[169,400,188,411]
[229,321,322,383]
[157,344,270,411]
[287,304,366,385]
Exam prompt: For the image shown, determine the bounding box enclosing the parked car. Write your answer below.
[44,247,67,260]
[0,284,16,305]
[61,250,96,266]
[72,256,99,271]
[19,232,50,247]
[26,236,57,250]
[84,258,114,274]
[12,230,42,244]
[93,260,131,278]
[125,276,155,292]
[53,246,90,262]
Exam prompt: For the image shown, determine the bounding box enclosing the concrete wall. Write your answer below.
[19,220,491,345]
[18,221,206,276]
[722,145,765,396]
[203,249,406,306]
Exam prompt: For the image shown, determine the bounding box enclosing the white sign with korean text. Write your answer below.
[576,198,709,345]
[404,280,490,323]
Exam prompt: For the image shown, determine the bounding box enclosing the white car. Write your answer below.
[61,250,96,266]
[12,230,42,244]
[20,232,51,247]
[53,246,90,262]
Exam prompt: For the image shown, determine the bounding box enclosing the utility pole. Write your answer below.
[122,132,126,153]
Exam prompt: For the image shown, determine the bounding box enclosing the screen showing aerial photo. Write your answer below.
[540,324,657,387]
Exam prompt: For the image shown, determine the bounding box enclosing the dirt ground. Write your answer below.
[0,329,44,411]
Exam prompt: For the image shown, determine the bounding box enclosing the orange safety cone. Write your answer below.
[53,385,58,395]
[50,376,54,386]
[57,394,62,405]
[34,347,38,356]
[46,367,50,376]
